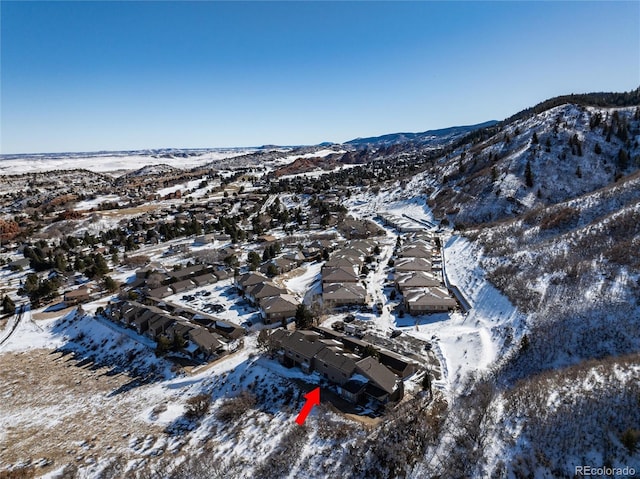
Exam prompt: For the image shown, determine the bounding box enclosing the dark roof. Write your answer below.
[148,286,174,298]
[364,382,389,401]
[170,265,206,280]
[214,320,244,338]
[322,282,367,300]
[342,378,367,394]
[315,348,357,376]
[394,257,432,271]
[311,326,344,340]
[246,282,287,299]
[356,356,398,394]
[270,329,290,347]
[260,294,299,314]
[342,336,370,351]
[189,328,224,352]
[193,273,217,286]
[378,349,417,377]
[237,272,268,288]
[166,321,194,339]
[213,269,233,280]
[127,277,147,290]
[282,331,325,360]
[171,279,196,292]
[322,266,359,283]
[148,315,174,331]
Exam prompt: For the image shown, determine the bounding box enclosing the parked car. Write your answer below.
[344,314,356,323]
[390,329,402,338]
[331,321,345,332]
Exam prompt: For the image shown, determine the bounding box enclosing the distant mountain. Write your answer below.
[345,120,498,148]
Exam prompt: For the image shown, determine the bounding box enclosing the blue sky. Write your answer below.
[1,1,638,154]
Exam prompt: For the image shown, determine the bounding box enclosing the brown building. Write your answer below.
[260,294,299,324]
[403,287,457,314]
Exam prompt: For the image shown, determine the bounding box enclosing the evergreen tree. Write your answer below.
[362,344,379,359]
[422,370,433,394]
[248,251,261,271]
[266,264,279,277]
[294,304,314,329]
[257,329,273,352]
[156,336,171,356]
[525,160,534,187]
[2,295,16,315]
[172,333,186,352]
[618,149,630,170]
[103,276,119,293]
[93,253,109,277]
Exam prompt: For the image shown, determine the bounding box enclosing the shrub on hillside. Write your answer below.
[538,207,579,231]
[215,391,256,422]
[185,393,210,420]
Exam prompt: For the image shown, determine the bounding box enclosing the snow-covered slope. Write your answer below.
[429,104,640,226]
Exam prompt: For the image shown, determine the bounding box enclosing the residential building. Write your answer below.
[394,257,432,272]
[245,281,288,304]
[403,287,457,314]
[322,282,368,308]
[259,294,299,324]
[394,271,441,292]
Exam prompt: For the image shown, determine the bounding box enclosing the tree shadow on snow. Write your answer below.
[47,309,167,397]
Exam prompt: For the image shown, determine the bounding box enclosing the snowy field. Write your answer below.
[0,149,256,175]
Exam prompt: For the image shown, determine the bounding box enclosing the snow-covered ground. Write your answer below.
[72,195,123,211]
[0,149,256,176]
[406,234,525,392]
[282,262,323,303]
[345,189,525,393]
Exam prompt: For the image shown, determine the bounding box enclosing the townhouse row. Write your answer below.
[269,327,416,405]
[320,239,379,308]
[107,300,244,361]
[393,233,457,315]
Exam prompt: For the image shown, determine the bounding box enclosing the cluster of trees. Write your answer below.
[22,244,67,272]
[266,197,290,225]
[261,242,281,262]
[156,218,202,241]
[156,331,187,356]
[213,215,246,243]
[19,273,61,306]
[269,149,444,197]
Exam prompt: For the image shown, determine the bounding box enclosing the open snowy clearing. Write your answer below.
[0,149,256,176]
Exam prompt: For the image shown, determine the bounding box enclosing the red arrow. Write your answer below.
[295,387,320,425]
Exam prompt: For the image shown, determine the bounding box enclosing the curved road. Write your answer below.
[0,303,25,348]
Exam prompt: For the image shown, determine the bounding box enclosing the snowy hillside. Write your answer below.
[1,91,639,479]
[429,104,640,226]
[404,99,640,477]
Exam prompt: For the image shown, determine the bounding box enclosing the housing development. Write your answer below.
[1,90,639,478]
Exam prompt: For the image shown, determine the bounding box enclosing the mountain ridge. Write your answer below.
[344,120,498,148]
